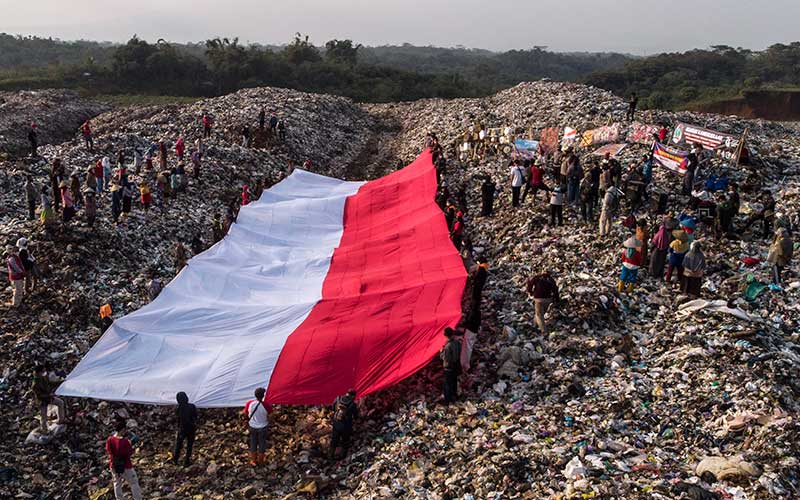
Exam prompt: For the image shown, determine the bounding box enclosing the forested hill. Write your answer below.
[2,34,800,114]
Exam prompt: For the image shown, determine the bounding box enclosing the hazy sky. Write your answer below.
[2,0,799,54]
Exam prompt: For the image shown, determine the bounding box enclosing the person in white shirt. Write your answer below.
[510,161,526,208]
[242,387,272,466]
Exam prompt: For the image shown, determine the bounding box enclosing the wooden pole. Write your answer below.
[733,127,749,167]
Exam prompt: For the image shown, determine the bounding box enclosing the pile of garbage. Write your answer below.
[0,89,110,157]
[0,81,798,499]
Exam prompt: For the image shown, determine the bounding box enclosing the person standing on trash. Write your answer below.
[60,180,76,224]
[202,113,212,138]
[174,241,188,272]
[618,236,643,293]
[40,185,56,231]
[172,391,197,467]
[258,107,266,130]
[440,328,462,404]
[121,181,134,221]
[50,158,65,213]
[767,228,793,286]
[243,387,272,466]
[80,119,94,151]
[17,238,36,293]
[158,140,168,171]
[743,191,776,239]
[103,156,113,192]
[469,257,489,307]
[139,181,152,213]
[559,148,572,188]
[28,123,38,157]
[510,160,525,208]
[635,219,649,265]
[450,211,464,250]
[526,271,559,334]
[25,175,38,221]
[241,185,250,206]
[680,241,706,297]
[523,156,550,203]
[666,229,690,284]
[84,187,97,229]
[480,176,496,216]
[649,218,672,279]
[175,136,185,162]
[549,186,564,226]
[106,418,143,500]
[682,149,698,196]
[32,364,66,432]
[598,187,619,236]
[626,92,638,121]
[579,169,595,224]
[330,389,359,460]
[190,148,201,180]
[110,183,122,225]
[566,153,583,207]
[6,245,26,308]
[212,213,225,243]
[191,234,204,256]
[69,173,84,210]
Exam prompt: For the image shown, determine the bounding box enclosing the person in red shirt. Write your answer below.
[522,157,550,203]
[618,236,644,293]
[450,211,464,251]
[242,185,250,206]
[80,119,94,151]
[202,114,212,138]
[175,136,185,161]
[243,387,273,466]
[105,419,142,500]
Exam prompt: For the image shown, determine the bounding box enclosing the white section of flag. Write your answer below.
[56,170,364,407]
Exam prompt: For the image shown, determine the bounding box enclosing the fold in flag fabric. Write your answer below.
[57,150,467,407]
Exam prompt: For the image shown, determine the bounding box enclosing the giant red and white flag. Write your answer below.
[57,150,467,407]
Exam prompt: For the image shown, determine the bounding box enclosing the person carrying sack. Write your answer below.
[329,389,359,460]
[243,387,272,466]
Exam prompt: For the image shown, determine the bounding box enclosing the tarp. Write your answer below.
[57,150,467,407]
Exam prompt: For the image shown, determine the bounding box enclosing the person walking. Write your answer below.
[480,176,496,216]
[106,419,143,500]
[526,272,559,334]
[599,187,620,236]
[329,389,359,460]
[243,387,272,466]
[440,328,462,404]
[680,241,706,297]
[172,392,197,467]
[80,119,94,151]
[522,157,550,203]
[767,228,793,286]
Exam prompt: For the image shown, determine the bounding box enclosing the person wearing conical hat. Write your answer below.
[618,236,643,293]
[666,229,689,284]
[84,187,97,229]
[680,241,707,297]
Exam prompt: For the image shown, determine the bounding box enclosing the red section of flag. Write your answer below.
[266,150,467,405]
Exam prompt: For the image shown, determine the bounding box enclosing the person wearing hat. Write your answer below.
[767,228,793,286]
[618,237,643,293]
[84,187,97,229]
[440,327,462,404]
[6,245,26,307]
[330,389,359,460]
[666,229,690,284]
[60,179,75,224]
[16,237,36,293]
[526,271,559,334]
[649,218,672,279]
[242,387,272,466]
[549,185,564,227]
[680,241,707,297]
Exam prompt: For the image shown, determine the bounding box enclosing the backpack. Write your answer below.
[333,398,350,423]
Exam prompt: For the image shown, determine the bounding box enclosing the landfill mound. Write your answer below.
[0,89,110,157]
[1,81,799,499]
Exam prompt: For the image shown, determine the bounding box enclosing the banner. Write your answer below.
[514,139,539,159]
[671,122,742,162]
[579,124,620,147]
[592,143,627,158]
[539,127,560,154]
[626,122,661,145]
[653,142,689,175]
[561,127,577,148]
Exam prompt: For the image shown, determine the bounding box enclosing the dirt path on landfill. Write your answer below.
[342,106,406,181]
